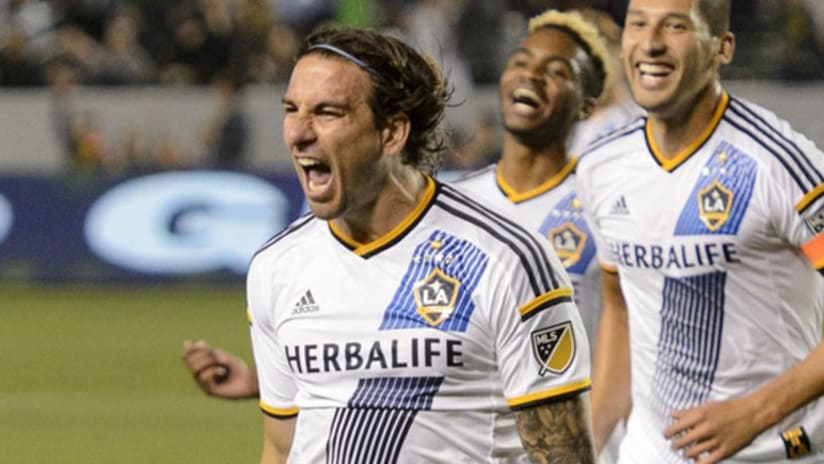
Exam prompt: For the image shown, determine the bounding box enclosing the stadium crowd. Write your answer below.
[1,0,822,176]
[1,0,822,89]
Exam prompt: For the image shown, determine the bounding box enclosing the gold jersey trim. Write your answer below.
[506,378,592,409]
[496,157,577,204]
[519,287,574,320]
[260,401,299,418]
[329,176,436,257]
[796,182,824,212]
[647,92,729,172]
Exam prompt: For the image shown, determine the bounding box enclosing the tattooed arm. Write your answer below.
[513,392,596,464]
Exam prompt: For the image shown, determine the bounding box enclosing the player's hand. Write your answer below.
[181,339,259,399]
[664,396,760,463]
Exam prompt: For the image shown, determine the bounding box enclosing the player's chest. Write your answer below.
[592,142,769,268]
[273,233,495,376]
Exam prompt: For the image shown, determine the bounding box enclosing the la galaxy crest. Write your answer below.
[413,268,460,327]
[697,180,733,231]
[531,322,575,376]
[548,222,587,267]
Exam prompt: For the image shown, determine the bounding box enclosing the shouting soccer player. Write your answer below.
[249,25,595,463]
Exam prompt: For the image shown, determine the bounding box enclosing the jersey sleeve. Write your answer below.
[765,136,824,274]
[485,231,592,411]
[574,164,618,272]
[247,256,298,419]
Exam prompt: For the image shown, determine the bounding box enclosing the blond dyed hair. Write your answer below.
[528,9,611,103]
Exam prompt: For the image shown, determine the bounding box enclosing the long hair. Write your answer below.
[298,26,453,174]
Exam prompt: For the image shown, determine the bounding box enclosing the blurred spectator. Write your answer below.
[804,0,824,50]
[0,0,56,60]
[200,72,248,169]
[0,22,43,85]
[780,0,824,80]
[247,22,298,84]
[0,0,819,88]
[456,0,506,84]
[398,0,474,103]
[274,0,336,36]
[54,24,101,83]
[160,0,237,85]
[70,109,108,173]
[54,0,119,42]
[46,54,81,168]
[90,7,155,85]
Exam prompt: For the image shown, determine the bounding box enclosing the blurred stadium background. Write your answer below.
[1,0,822,462]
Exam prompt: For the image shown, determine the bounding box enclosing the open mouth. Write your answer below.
[638,62,673,77]
[511,88,542,109]
[296,157,332,193]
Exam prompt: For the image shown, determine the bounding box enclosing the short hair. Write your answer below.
[578,8,621,52]
[527,9,610,103]
[697,0,731,37]
[298,25,452,174]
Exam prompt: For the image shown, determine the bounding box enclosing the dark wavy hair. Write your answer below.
[297,25,452,174]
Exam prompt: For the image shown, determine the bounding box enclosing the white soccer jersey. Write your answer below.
[568,98,642,156]
[248,177,591,463]
[576,92,824,463]
[455,160,602,349]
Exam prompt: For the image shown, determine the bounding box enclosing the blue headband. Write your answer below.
[307,44,383,80]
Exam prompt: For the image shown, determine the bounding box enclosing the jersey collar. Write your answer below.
[495,157,577,204]
[646,91,729,172]
[328,175,438,258]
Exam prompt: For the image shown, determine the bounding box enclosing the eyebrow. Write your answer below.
[626,9,692,21]
[510,47,575,69]
[509,46,531,57]
[280,96,353,111]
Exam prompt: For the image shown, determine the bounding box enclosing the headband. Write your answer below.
[307,44,383,80]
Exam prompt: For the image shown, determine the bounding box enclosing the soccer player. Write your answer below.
[182,13,625,459]
[181,339,258,399]
[181,8,615,400]
[576,0,824,462]
[250,25,595,463]
[568,7,641,156]
[458,8,611,354]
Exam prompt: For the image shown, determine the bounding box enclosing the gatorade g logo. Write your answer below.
[84,171,289,274]
[531,322,575,376]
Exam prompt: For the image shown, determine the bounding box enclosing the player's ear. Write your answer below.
[381,112,411,157]
[577,96,597,121]
[715,31,735,66]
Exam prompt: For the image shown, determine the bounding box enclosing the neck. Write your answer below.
[648,83,724,160]
[331,167,427,244]
[499,134,569,192]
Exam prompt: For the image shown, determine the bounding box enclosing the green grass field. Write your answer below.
[0,283,262,463]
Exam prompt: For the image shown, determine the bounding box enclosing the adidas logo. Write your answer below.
[292,290,320,315]
[609,195,630,215]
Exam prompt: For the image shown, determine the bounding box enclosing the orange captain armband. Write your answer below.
[801,233,824,272]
